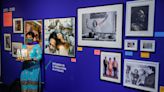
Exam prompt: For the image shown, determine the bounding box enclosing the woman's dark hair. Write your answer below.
[49,32,62,47]
[26,31,35,38]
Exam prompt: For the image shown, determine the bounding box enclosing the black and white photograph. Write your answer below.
[131,6,149,31]
[82,11,116,41]
[12,42,22,57]
[124,39,138,51]
[140,40,155,52]
[123,59,159,92]
[44,17,75,57]
[126,0,155,37]
[13,18,23,33]
[4,34,11,51]
[78,4,123,48]
[100,52,121,83]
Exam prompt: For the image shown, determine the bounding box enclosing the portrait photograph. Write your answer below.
[4,34,11,51]
[12,42,22,57]
[13,18,23,33]
[100,52,121,83]
[126,0,155,37]
[78,4,123,48]
[123,59,159,92]
[24,20,42,46]
[44,17,75,57]
[140,40,155,52]
[124,39,138,51]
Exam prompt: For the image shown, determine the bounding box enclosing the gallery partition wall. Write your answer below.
[1,0,164,92]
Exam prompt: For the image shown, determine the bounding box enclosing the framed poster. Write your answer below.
[4,34,11,51]
[44,17,75,57]
[100,52,121,83]
[13,18,23,33]
[126,0,155,37]
[140,40,155,52]
[78,4,123,48]
[123,59,159,92]
[24,20,42,46]
[12,42,22,57]
[124,39,138,51]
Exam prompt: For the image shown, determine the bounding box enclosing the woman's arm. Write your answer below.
[34,45,42,61]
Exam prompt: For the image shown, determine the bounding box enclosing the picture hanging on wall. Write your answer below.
[4,33,11,51]
[123,59,159,92]
[124,39,138,51]
[24,20,42,47]
[44,17,75,57]
[13,18,23,33]
[126,0,155,37]
[100,52,121,83]
[12,42,22,57]
[140,40,155,52]
[78,4,123,48]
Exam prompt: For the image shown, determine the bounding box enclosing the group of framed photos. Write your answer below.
[124,39,155,52]
[3,0,159,91]
[100,52,159,92]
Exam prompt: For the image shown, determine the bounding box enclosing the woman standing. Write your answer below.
[17,31,42,92]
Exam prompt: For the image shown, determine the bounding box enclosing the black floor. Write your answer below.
[0,82,9,92]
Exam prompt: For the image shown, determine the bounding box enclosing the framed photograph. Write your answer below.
[4,34,11,51]
[24,20,42,47]
[100,52,121,83]
[126,0,155,37]
[12,42,22,57]
[78,4,123,48]
[13,18,23,33]
[140,40,155,52]
[123,59,159,92]
[44,17,75,57]
[124,39,138,51]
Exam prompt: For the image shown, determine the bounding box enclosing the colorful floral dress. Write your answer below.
[20,44,42,92]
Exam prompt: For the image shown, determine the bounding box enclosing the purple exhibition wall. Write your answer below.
[0,0,164,92]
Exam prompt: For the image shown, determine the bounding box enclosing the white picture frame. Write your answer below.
[140,40,155,52]
[124,39,138,51]
[44,17,75,57]
[24,20,43,47]
[126,0,155,37]
[4,34,11,51]
[13,18,23,33]
[100,52,121,83]
[12,42,22,57]
[123,59,159,92]
[78,4,123,48]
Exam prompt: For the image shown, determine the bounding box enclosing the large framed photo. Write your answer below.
[12,42,22,57]
[126,0,155,37]
[4,34,11,51]
[24,20,42,46]
[100,52,121,83]
[140,40,155,52]
[13,18,23,33]
[78,4,123,48]
[123,59,159,92]
[124,39,138,51]
[44,17,75,57]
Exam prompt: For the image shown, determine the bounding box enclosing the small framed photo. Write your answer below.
[4,34,11,51]
[123,59,159,92]
[100,52,121,83]
[78,4,123,48]
[13,18,23,33]
[124,39,138,51]
[126,0,155,37]
[24,20,42,46]
[12,42,22,57]
[140,40,155,52]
